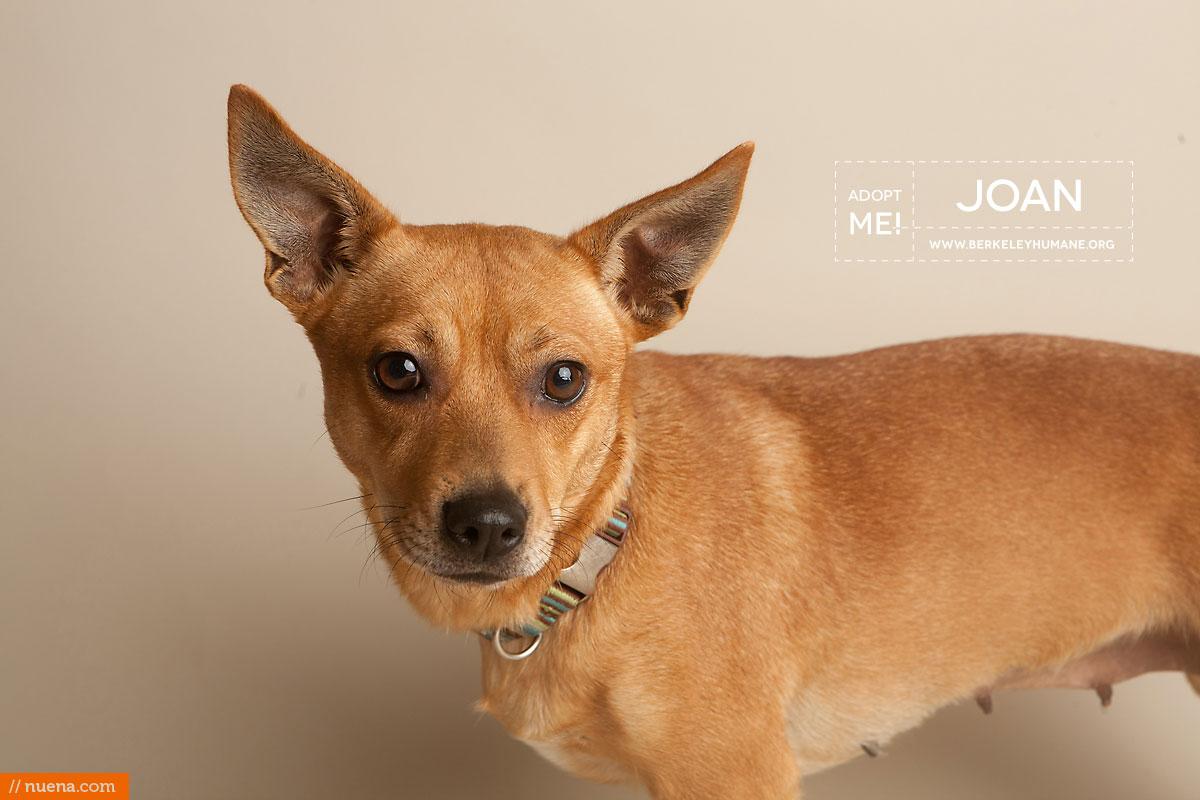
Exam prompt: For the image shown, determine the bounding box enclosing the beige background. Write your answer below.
[2,1,1198,798]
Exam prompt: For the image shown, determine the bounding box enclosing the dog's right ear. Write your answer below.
[227,85,397,314]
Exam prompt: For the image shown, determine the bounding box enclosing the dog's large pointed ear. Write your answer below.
[568,143,753,340]
[227,84,397,313]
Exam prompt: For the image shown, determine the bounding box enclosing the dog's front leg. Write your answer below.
[637,717,802,800]
[646,756,802,800]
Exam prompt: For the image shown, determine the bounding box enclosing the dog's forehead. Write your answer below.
[321,222,621,355]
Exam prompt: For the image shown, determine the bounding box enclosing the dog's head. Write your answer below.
[227,85,751,630]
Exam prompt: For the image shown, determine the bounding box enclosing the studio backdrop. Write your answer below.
[1,1,1197,798]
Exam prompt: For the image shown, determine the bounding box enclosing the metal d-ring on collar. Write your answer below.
[485,477,632,662]
[492,629,541,660]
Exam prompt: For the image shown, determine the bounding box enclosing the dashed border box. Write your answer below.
[833,161,1134,263]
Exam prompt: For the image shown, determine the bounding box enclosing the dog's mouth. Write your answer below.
[431,569,511,586]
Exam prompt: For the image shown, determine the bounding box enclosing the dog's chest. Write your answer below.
[480,668,634,782]
[517,725,632,783]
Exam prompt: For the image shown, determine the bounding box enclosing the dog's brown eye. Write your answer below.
[374,352,422,393]
[542,361,586,404]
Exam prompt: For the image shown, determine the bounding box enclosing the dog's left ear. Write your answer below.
[569,143,753,340]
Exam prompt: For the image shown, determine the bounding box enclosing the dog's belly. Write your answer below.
[783,686,933,773]
[783,629,1200,773]
[985,629,1200,694]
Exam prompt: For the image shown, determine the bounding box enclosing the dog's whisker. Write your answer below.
[339,518,383,537]
[301,492,374,510]
[306,427,331,453]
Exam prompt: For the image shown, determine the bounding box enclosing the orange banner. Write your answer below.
[1,774,128,798]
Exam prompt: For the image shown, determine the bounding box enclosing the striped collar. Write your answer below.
[482,478,632,660]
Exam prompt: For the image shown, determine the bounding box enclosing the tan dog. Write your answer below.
[227,84,1200,799]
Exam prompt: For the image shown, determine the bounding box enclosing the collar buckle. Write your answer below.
[556,535,621,596]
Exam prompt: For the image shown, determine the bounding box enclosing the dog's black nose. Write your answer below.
[441,488,527,562]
